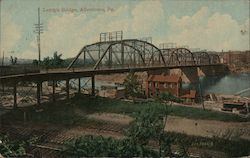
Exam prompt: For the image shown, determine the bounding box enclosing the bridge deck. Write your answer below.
[0,64,223,82]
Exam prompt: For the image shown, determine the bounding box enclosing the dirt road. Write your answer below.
[88,113,250,140]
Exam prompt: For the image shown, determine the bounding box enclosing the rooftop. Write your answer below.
[148,74,181,83]
[180,90,196,99]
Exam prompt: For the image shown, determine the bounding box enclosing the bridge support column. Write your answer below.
[52,80,56,102]
[180,67,199,83]
[66,79,70,99]
[78,78,81,93]
[1,81,4,94]
[13,82,17,109]
[91,76,95,96]
[37,82,41,106]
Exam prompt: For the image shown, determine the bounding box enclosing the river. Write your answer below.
[78,73,250,97]
[185,73,250,97]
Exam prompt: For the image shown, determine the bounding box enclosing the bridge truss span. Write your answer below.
[161,48,195,66]
[68,39,166,70]
[68,39,221,70]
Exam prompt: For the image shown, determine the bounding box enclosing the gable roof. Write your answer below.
[148,74,181,83]
[181,90,196,99]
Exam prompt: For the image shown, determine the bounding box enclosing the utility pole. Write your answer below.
[34,8,43,68]
[198,83,205,110]
[1,51,4,66]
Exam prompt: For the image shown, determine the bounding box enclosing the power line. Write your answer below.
[34,8,43,67]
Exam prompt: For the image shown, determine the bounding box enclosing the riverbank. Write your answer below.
[228,64,250,74]
[87,112,250,140]
[1,95,250,157]
[3,94,249,123]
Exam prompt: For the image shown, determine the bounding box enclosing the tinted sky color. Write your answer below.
[0,0,249,59]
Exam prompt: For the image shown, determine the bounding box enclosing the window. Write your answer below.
[155,82,158,88]
[164,83,168,88]
[169,83,172,88]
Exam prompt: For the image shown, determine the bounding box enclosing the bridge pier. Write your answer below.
[52,80,56,102]
[91,76,95,96]
[180,67,199,83]
[37,82,41,106]
[66,79,70,99]
[13,82,17,109]
[78,78,81,93]
[198,65,229,77]
[1,81,4,94]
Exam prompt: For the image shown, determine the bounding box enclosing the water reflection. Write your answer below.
[185,73,250,97]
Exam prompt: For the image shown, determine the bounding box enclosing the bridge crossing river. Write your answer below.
[0,38,224,108]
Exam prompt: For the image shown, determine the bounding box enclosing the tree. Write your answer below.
[63,104,170,157]
[123,73,143,99]
[126,103,170,157]
[10,56,17,65]
[40,51,64,68]
[159,92,182,103]
[32,59,39,66]
[51,52,63,67]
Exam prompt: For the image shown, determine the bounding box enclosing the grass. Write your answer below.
[163,132,250,157]
[2,94,250,158]
[70,94,249,122]
[3,93,250,125]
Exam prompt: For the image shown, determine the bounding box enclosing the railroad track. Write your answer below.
[0,122,127,157]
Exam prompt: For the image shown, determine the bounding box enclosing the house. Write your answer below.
[180,90,197,103]
[146,74,182,97]
[98,86,125,99]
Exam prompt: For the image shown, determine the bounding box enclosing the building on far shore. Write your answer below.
[180,89,197,103]
[146,74,198,103]
[146,74,182,97]
[222,50,250,65]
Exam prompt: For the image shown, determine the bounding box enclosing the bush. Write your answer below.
[0,134,37,157]
[63,135,157,158]
[159,92,183,103]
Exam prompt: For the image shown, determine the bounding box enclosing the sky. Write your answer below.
[0,0,249,59]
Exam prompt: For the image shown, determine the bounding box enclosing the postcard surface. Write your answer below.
[0,0,249,157]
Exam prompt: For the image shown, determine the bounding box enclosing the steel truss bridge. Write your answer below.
[0,38,223,108]
[68,39,220,70]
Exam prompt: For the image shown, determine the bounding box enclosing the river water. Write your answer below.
[185,73,250,97]
[79,73,250,97]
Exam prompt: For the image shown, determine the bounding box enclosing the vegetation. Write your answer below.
[2,95,250,157]
[62,104,250,157]
[63,135,156,157]
[126,104,169,156]
[165,132,250,157]
[33,52,64,68]
[3,94,249,126]
[63,105,170,157]
[159,92,183,103]
[10,56,17,65]
[32,51,96,69]
[0,134,37,157]
[123,73,144,99]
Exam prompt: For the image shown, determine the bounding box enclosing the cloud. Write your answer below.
[19,50,37,59]
[39,13,88,58]
[131,0,164,33]
[20,3,249,59]
[1,14,22,54]
[165,7,249,51]
[22,1,165,59]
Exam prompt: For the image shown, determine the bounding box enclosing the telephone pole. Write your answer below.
[1,51,4,66]
[34,8,43,67]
